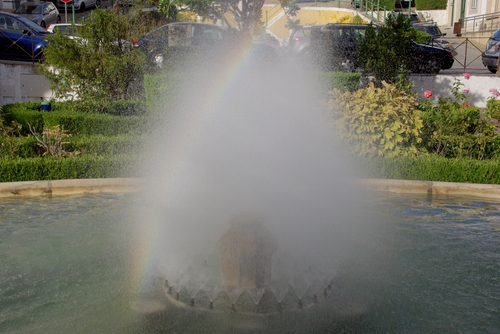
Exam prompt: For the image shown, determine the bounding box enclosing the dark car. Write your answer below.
[310,23,454,73]
[139,22,233,69]
[413,23,451,50]
[287,24,324,59]
[396,11,422,25]
[482,28,500,73]
[0,11,50,62]
[139,22,283,71]
[13,1,61,29]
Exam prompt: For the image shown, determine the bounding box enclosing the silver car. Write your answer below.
[482,28,500,73]
[53,0,101,11]
[13,1,60,29]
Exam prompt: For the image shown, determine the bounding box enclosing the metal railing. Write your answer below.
[462,11,500,36]
[0,28,43,63]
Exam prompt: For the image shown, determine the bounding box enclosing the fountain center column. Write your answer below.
[216,212,278,290]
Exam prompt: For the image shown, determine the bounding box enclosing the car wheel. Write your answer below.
[487,66,497,74]
[56,15,61,23]
[80,2,85,10]
[40,21,46,29]
[96,0,101,6]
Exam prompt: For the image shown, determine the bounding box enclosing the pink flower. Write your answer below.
[490,88,500,97]
[423,90,433,99]
[463,72,470,80]
[462,101,471,107]
[463,89,469,94]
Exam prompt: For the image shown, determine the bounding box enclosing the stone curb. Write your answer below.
[0,178,144,198]
[360,178,500,200]
[1,178,500,200]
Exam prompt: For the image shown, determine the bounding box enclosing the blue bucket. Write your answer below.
[41,101,51,112]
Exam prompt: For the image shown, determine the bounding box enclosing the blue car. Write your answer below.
[0,11,50,62]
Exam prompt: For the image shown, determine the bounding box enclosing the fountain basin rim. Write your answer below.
[0,178,144,198]
[1,178,500,200]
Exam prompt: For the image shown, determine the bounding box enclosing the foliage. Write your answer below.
[357,14,416,88]
[37,9,146,113]
[485,99,500,120]
[412,28,431,44]
[181,0,295,37]
[158,0,179,21]
[359,155,500,184]
[67,134,144,156]
[0,155,138,182]
[320,72,361,93]
[0,106,24,158]
[415,0,447,10]
[418,96,496,159]
[125,3,171,39]
[28,124,78,158]
[329,81,423,158]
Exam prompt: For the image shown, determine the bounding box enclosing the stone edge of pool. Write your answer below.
[1,178,500,200]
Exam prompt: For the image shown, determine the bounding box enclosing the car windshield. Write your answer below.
[53,25,80,36]
[14,4,42,14]
[14,14,48,33]
[415,25,442,37]
[492,29,500,40]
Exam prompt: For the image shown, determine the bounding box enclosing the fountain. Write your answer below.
[1,192,499,333]
[0,44,499,333]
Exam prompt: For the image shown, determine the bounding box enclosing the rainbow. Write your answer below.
[127,40,271,305]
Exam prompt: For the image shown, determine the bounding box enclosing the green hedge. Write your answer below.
[361,155,500,184]
[42,112,149,136]
[2,108,149,136]
[415,0,447,10]
[320,72,361,92]
[0,155,139,182]
[68,134,145,156]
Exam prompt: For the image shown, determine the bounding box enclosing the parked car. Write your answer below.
[310,23,454,73]
[47,22,132,52]
[482,28,500,74]
[395,0,412,8]
[287,24,324,58]
[413,23,451,50]
[0,11,50,62]
[139,22,283,71]
[52,0,101,11]
[396,11,422,25]
[13,1,60,29]
[46,22,79,37]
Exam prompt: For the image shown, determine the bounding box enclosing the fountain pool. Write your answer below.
[0,191,498,333]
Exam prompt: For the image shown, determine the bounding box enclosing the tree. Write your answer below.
[357,13,416,88]
[38,9,145,112]
[182,0,295,37]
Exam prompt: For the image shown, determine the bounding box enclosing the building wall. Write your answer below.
[0,62,53,106]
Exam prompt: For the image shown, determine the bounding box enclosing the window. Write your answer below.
[471,0,477,9]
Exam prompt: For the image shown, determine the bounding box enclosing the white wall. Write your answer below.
[419,9,449,27]
[0,62,53,106]
[411,74,500,108]
[2,63,500,109]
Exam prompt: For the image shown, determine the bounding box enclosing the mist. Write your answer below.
[133,47,375,293]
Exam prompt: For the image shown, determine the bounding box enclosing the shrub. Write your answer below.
[357,14,415,87]
[360,155,500,184]
[68,134,144,156]
[329,81,423,157]
[0,155,139,182]
[37,9,146,112]
[419,98,496,159]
